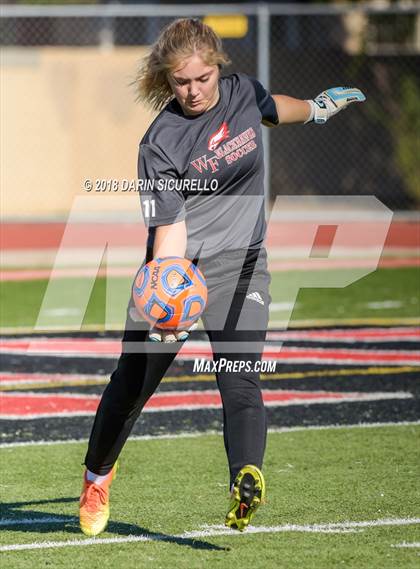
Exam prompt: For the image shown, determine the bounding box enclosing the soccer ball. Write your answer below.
[132,257,208,330]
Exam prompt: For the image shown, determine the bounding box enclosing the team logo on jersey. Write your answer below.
[208,122,230,151]
[191,126,257,174]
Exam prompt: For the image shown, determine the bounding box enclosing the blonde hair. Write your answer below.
[135,18,231,111]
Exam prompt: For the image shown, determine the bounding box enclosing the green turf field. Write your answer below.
[1,425,419,568]
[1,267,419,330]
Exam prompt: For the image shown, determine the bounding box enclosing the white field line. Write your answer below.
[0,420,419,449]
[0,517,69,527]
[366,301,403,310]
[1,388,413,401]
[1,518,419,552]
[391,542,420,548]
[197,517,420,536]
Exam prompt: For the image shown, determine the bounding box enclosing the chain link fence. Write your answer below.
[1,3,419,211]
[269,9,420,210]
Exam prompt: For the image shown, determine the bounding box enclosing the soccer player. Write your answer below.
[79,18,365,536]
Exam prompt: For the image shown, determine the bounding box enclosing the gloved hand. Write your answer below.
[306,87,366,124]
[129,306,198,342]
[149,322,198,343]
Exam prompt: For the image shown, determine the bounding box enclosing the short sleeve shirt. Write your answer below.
[138,73,278,259]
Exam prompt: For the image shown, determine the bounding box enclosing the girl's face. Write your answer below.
[167,53,220,116]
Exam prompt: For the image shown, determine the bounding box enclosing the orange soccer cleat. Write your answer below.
[79,463,118,537]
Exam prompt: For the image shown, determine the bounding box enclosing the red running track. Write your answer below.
[1,221,419,250]
[0,389,412,419]
[0,337,419,365]
[1,256,419,282]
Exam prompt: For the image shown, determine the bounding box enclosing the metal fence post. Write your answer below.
[257,3,271,215]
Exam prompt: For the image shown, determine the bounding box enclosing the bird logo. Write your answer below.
[208,122,230,151]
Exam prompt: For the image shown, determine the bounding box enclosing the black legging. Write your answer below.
[84,249,270,486]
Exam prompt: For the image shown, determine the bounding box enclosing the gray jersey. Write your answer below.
[138,73,278,260]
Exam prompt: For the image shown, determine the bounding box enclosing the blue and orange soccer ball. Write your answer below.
[133,257,208,330]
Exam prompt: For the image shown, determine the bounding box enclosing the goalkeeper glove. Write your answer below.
[129,306,198,343]
[149,322,198,343]
[306,87,366,124]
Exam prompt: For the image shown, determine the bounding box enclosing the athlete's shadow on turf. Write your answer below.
[0,497,229,552]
